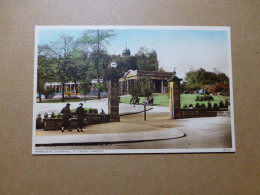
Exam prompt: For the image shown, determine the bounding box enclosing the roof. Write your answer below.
[119,70,174,81]
[122,48,131,54]
[137,70,174,78]
[45,82,81,86]
[119,70,137,81]
[149,49,157,55]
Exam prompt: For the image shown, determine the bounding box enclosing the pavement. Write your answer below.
[35,128,185,146]
[35,95,170,116]
[34,116,232,151]
[34,112,185,146]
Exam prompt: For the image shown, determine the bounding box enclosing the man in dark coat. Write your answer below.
[76,103,85,132]
[61,103,72,132]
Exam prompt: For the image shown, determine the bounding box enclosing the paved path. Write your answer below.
[35,116,232,151]
[35,128,185,146]
[35,97,169,116]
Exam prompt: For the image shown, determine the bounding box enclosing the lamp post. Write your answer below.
[144,99,148,121]
[110,62,117,68]
[108,61,120,122]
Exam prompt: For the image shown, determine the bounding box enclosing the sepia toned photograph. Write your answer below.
[32,26,235,154]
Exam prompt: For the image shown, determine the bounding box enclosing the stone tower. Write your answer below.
[122,43,131,57]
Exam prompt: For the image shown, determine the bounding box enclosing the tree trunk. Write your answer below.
[74,81,78,94]
[37,77,42,103]
[62,82,65,102]
[98,89,101,99]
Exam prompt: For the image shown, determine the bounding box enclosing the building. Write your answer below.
[122,47,131,57]
[44,79,104,95]
[119,70,174,95]
[44,82,81,95]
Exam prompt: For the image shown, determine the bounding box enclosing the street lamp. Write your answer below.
[110,61,117,68]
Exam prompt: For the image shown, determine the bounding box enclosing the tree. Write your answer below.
[45,34,76,102]
[136,47,158,71]
[81,78,91,101]
[48,34,76,57]
[217,73,229,85]
[114,56,138,77]
[78,30,116,99]
[95,82,108,94]
[42,86,56,99]
[131,76,152,97]
[68,48,90,94]
[37,45,57,102]
[183,68,229,93]
[137,46,150,57]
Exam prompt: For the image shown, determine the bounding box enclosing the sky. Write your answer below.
[37,26,231,79]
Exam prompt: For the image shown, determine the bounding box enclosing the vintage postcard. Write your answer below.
[32,26,235,154]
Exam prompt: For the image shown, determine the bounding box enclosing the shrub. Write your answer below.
[132,76,152,97]
[225,99,230,108]
[183,103,188,108]
[213,103,218,109]
[130,96,140,105]
[212,83,229,94]
[71,108,98,114]
[209,95,214,101]
[207,102,212,109]
[219,101,225,108]
[50,112,55,118]
[201,103,206,109]
[89,108,98,114]
[195,95,214,101]
[195,103,201,109]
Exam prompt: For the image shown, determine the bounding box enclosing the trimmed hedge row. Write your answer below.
[195,95,214,101]
[70,108,98,114]
[183,100,230,109]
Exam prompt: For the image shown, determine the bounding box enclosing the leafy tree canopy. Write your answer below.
[183,68,229,92]
[132,76,152,97]
[136,47,158,71]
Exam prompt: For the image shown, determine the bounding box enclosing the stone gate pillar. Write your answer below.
[169,73,182,119]
[108,61,120,122]
[108,78,120,122]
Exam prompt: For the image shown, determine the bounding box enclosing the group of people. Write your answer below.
[60,103,85,132]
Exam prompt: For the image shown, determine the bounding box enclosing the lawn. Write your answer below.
[180,94,230,108]
[152,93,170,107]
[120,93,230,108]
[120,93,169,107]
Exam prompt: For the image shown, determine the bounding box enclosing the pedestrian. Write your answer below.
[60,103,72,132]
[76,103,85,132]
[100,108,105,114]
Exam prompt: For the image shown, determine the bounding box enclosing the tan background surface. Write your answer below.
[0,0,259,194]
